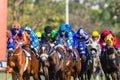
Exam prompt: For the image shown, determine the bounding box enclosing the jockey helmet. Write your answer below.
[92,31,99,37]
[59,24,67,31]
[77,28,84,36]
[65,24,72,29]
[101,29,110,39]
[12,22,21,29]
[36,31,41,38]
[25,26,32,34]
[44,26,52,33]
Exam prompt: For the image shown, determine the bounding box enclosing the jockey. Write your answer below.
[25,26,40,58]
[89,31,101,55]
[73,28,91,63]
[56,24,75,60]
[11,22,29,45]
[11,22,31,59]
[65,24,78,60]
[41,26,57,43]
[41,26,57,56]
[90,31,100,42]
[99,29,120,54]
[36,31,42,44]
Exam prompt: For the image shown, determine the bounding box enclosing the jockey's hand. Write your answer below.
[31,45,34,49]
[103,42,106,46]
[50,43,55,47]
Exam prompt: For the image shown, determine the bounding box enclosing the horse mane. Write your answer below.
[14,46,20,51]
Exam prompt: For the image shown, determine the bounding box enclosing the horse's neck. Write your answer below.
[14,46,21,54]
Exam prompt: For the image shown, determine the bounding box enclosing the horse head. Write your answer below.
[40,42,50,66]
[90,41,101,57]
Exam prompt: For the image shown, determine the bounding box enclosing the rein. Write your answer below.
[13,45,23,56]
[13,50,23,56]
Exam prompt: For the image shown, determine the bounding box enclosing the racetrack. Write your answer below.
[0,72,106,80]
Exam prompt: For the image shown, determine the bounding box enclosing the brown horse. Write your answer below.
[6,45,41,80]
[48,44,66,80]
[39,43,50,80]
[71,48,82,80]
[49,44,81,80]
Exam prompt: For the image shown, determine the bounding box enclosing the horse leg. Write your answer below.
[87,70,91,80]
[96,73,99,80]
[6,66,14,80]
[79,73,83,80]
[43,67,49,80]
[48,69,53,80]
[12,72,17,80]
[73,72,79,80]
[33,72,39,80]
[23,75,30,80]
[6,71,9,80]
[19,67,24,80]
[67,71,71,80]
[105,73,110,80]
[111,72,117,80]
[117,69,120,80]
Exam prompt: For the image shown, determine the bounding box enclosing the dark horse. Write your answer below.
[100,34,120,80]
[100,47,118,80]
[6,44,41,80]
[78,44,91,80]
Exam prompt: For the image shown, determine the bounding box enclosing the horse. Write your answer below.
[48,44,66,80]
[77,42,91,80]
[89,40,104,80]
[6,41,41,80]
[39,42,50,80]
[100,34,120,80]
[71,48,82,80]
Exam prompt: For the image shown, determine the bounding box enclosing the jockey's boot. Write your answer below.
[60,55,64,61]
[72,51,78,61]
[57,57,64,71]
[23,49,31,60]
[32,48,40,59]
[40,63,43,73]
[56,48,64,61]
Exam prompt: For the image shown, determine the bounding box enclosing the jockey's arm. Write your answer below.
[22,32,28,45]
[85,36,89,47]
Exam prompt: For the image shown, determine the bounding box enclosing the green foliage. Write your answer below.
[7,0,120,39]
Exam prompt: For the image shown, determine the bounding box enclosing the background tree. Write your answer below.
[7,0,120,41]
